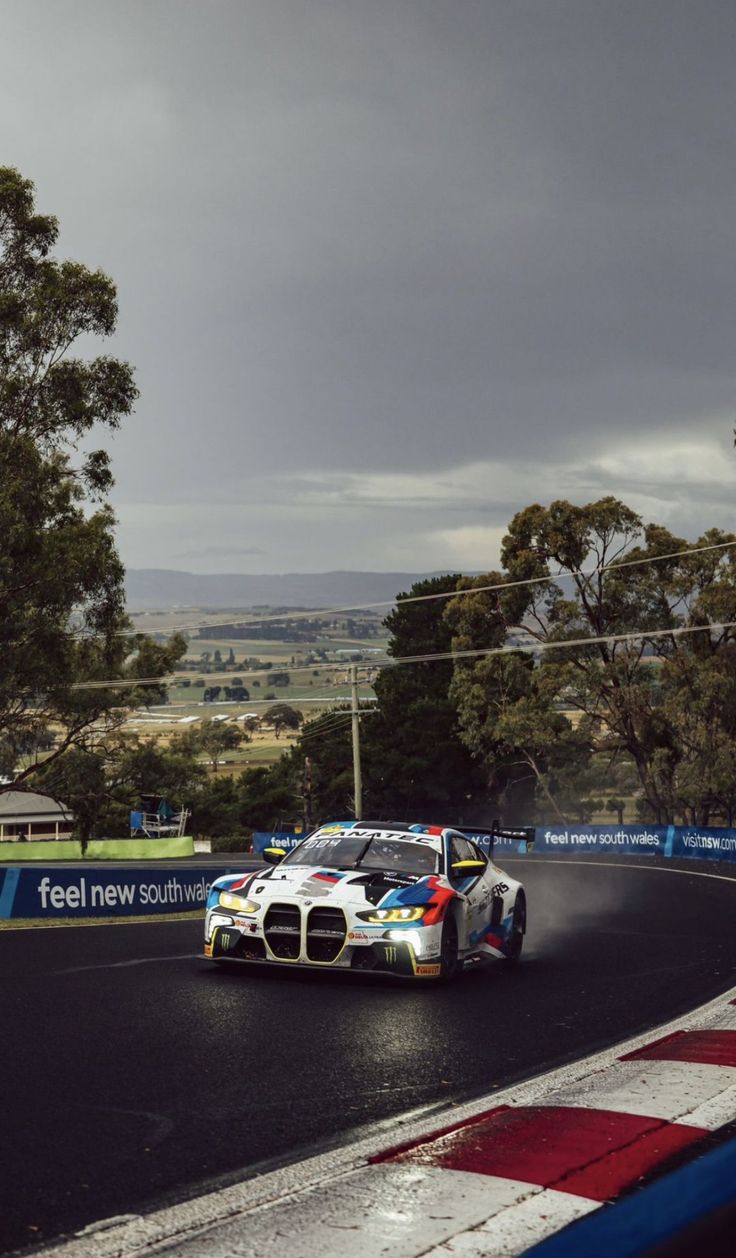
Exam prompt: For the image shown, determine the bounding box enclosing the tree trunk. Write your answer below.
[525,752,568,824]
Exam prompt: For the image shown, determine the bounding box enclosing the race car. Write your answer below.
[204,821,528,980]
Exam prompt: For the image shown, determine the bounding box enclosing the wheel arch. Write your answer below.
[513,887,527,934]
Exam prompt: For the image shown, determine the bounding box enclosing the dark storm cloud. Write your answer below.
[1,0,734,570]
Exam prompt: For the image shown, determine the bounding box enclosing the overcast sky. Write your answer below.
[2,0,735,575]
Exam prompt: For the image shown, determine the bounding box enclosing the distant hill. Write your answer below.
[124,569,453,611]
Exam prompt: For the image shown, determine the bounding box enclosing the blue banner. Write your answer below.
[670,825,736,862]
[468,823,736,862]
[535,824,668,856]
[0,865,239,919]
[253,831,305,855]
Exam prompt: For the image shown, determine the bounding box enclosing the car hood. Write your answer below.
[215,864,443,909]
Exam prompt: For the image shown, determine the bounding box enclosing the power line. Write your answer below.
[113,537,736,637]
[299,716,354,742]
[67,616,736,693]
[384,618,736,669]
[299,710,377,744]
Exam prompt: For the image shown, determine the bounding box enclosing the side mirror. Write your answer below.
[262,846,286,865]
[451,859,486,876]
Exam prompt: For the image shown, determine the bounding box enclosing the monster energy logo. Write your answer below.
[384,945,398,964]
[220,932,231,949]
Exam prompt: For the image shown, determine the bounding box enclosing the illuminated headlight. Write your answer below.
[356,906,426,924]
[218,892,259,913]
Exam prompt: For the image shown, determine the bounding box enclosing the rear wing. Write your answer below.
[451,822,535,855]
[490,821,535,854]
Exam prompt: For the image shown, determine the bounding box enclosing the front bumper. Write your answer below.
[204,902,442,978]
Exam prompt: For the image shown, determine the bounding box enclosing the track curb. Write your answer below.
[31,983,736,1258]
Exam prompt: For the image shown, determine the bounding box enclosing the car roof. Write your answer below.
[310,821,462,850]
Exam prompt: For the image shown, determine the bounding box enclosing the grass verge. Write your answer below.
[0,910,203,929]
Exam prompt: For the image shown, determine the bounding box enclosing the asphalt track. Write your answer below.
[1,857,734,1256]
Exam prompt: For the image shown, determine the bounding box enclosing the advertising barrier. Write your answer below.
[252,824,736,864]
[3,824,733,921]
[0,864,236,920]
[253,831,305,855]
[470,823,736,863]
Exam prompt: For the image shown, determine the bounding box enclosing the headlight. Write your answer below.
[356,906,426,924]
[218,891,259,913]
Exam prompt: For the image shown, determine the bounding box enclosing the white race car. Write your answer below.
[204,821,528,980]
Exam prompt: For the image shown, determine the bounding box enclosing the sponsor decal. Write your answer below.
[204,943,213,958]
[296,872,341,898]
[415,963,441,977]
[348,930,373,942]
[346,829,408,840]
[682,833,736,852]
[383,945,398,964]
[491,882,510,897]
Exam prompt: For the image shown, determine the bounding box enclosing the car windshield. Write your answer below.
[284,834,438,876]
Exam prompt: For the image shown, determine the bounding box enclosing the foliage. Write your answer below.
[446,497,736,824]
[236,760,300,830]
[285,577,490,824]
[0,166,185,789]
[293,708,356,820]
[447,649,592,823]
[189,774,241,837]
[209,832,252,853]
[263,703,302,737]
[33,732,208,842]
[358,576,490,821]
[177,719,247,771]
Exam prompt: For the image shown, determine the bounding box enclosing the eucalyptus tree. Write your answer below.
[446,497,736,824]
[0,167,184,788]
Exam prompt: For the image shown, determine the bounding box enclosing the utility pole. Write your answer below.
[303,755,312,831]
[350,664,363,818]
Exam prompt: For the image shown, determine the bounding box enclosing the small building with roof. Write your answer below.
[0,791,74,842]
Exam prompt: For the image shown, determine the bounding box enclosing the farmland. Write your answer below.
[124,606,388,768]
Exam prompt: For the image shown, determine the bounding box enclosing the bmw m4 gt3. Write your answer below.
[204,822,527,980]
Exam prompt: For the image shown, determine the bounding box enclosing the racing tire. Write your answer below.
[503,894,526,964]
[439,914,460,982]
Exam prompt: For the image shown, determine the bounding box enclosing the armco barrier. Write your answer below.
[0,864,235,919]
